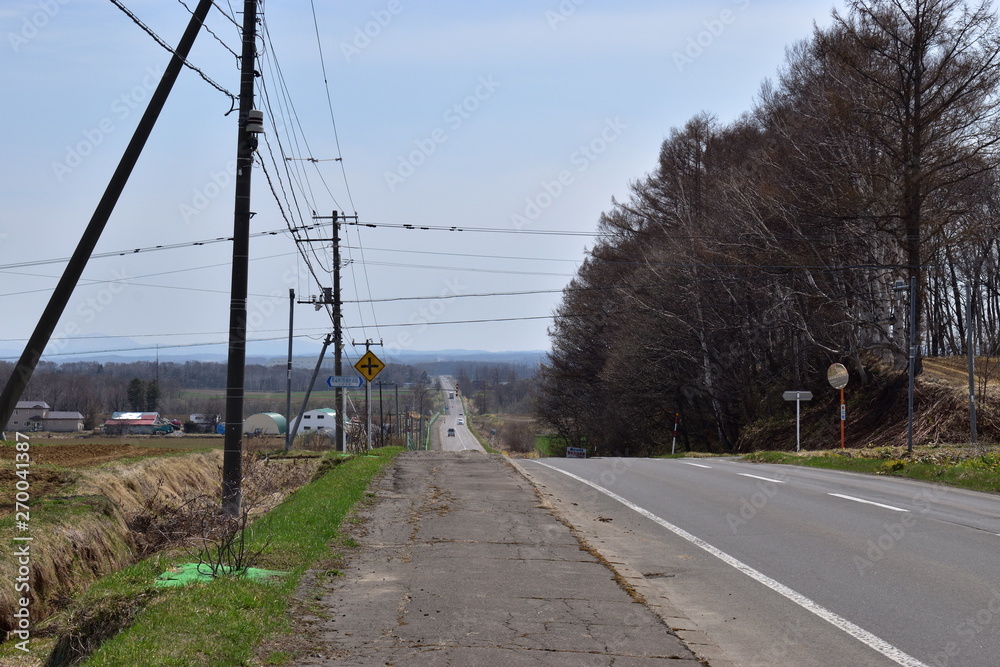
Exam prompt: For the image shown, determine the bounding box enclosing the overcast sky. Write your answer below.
[1,0,844,364]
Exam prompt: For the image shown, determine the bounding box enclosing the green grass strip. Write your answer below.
[742,451,1000,494]
[79,447,402,667]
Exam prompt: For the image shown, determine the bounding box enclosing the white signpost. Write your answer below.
[326,375,364,388]
[782,390,813,452]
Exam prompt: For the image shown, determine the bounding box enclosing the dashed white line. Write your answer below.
[738,473,786,484]
[535,462,930,667]
[828,493,909,512]
[679,461,712,469]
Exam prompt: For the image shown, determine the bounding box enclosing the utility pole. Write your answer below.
[967,280,978,444]
[222,0,262,516]
[284,288,294,452]
[378,380,384,447]
[0,0,215,435]
[301,211,358,451]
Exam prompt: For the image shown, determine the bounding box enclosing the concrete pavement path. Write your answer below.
[288,451,707,666]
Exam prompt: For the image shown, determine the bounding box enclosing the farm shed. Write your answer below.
[294,408,337,435]
[103,412,160,435]
[44,411,85,432]
[243,412,287,435]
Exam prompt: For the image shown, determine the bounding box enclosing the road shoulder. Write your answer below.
[508,457,737,667]
[286,450,705,665]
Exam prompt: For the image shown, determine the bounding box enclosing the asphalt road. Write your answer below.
[436,376,482,452]
[518,456,1000,667]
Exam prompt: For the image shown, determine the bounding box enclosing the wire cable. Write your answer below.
[308,0,356,213]
[107,0,237,105]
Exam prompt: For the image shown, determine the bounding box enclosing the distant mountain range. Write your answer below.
[0,335,546,368]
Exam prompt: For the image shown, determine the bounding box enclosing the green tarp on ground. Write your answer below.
[155,562,287,587]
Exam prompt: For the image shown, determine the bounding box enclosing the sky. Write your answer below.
[0,0,846,364]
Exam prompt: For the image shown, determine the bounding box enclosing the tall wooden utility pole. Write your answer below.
[303,211,358,452]
[222,0,261,516]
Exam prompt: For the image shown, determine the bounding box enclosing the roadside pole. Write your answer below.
[827,364,849,450]
[671,412,680,454]
[353,342,385,450]
[782,391,813,452]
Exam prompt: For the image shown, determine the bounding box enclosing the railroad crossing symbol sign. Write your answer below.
[354,350,385,382]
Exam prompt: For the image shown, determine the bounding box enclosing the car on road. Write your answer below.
[456,417,465,425]
[447,428,456,437]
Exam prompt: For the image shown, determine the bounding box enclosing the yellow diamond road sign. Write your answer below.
[354,350,385,382]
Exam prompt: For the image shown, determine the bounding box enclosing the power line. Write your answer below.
[359,260,575,278]
[0,223,329,271]
[308,0,356,213]
[342,244,583,265]
[345,221,606,236]
[175,0,241,60]
[0,314,564,359]
[108,0,237,106]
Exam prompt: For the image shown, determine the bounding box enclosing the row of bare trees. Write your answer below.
[0,358,433,429]
[538,0,1000,454]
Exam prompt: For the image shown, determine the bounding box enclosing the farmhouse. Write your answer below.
[294,408,337,435]
[4,401,50,432]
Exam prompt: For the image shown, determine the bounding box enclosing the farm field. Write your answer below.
[0,442,186,467]
[0,439,202,518]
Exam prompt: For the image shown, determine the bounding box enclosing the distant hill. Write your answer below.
[257,349,547,371]
[0,336,546,369]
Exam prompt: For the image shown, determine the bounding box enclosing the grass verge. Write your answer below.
[2,447,402,667]
[743,448,1000,494]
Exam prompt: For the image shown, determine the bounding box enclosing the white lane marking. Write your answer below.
[536,461,930,667]
[679,461,712,468]
[738,473,786,484]
[828,493,909,512]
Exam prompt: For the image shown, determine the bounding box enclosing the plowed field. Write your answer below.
[0,443,185,516]
[0,443,183,467]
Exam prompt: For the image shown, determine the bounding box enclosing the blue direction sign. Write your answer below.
[326,375,364,388]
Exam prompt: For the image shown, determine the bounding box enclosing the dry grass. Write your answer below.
[0,497,134,641]
[70,452,223,516]
[0,450,321,642]
[923,356,1000,387]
